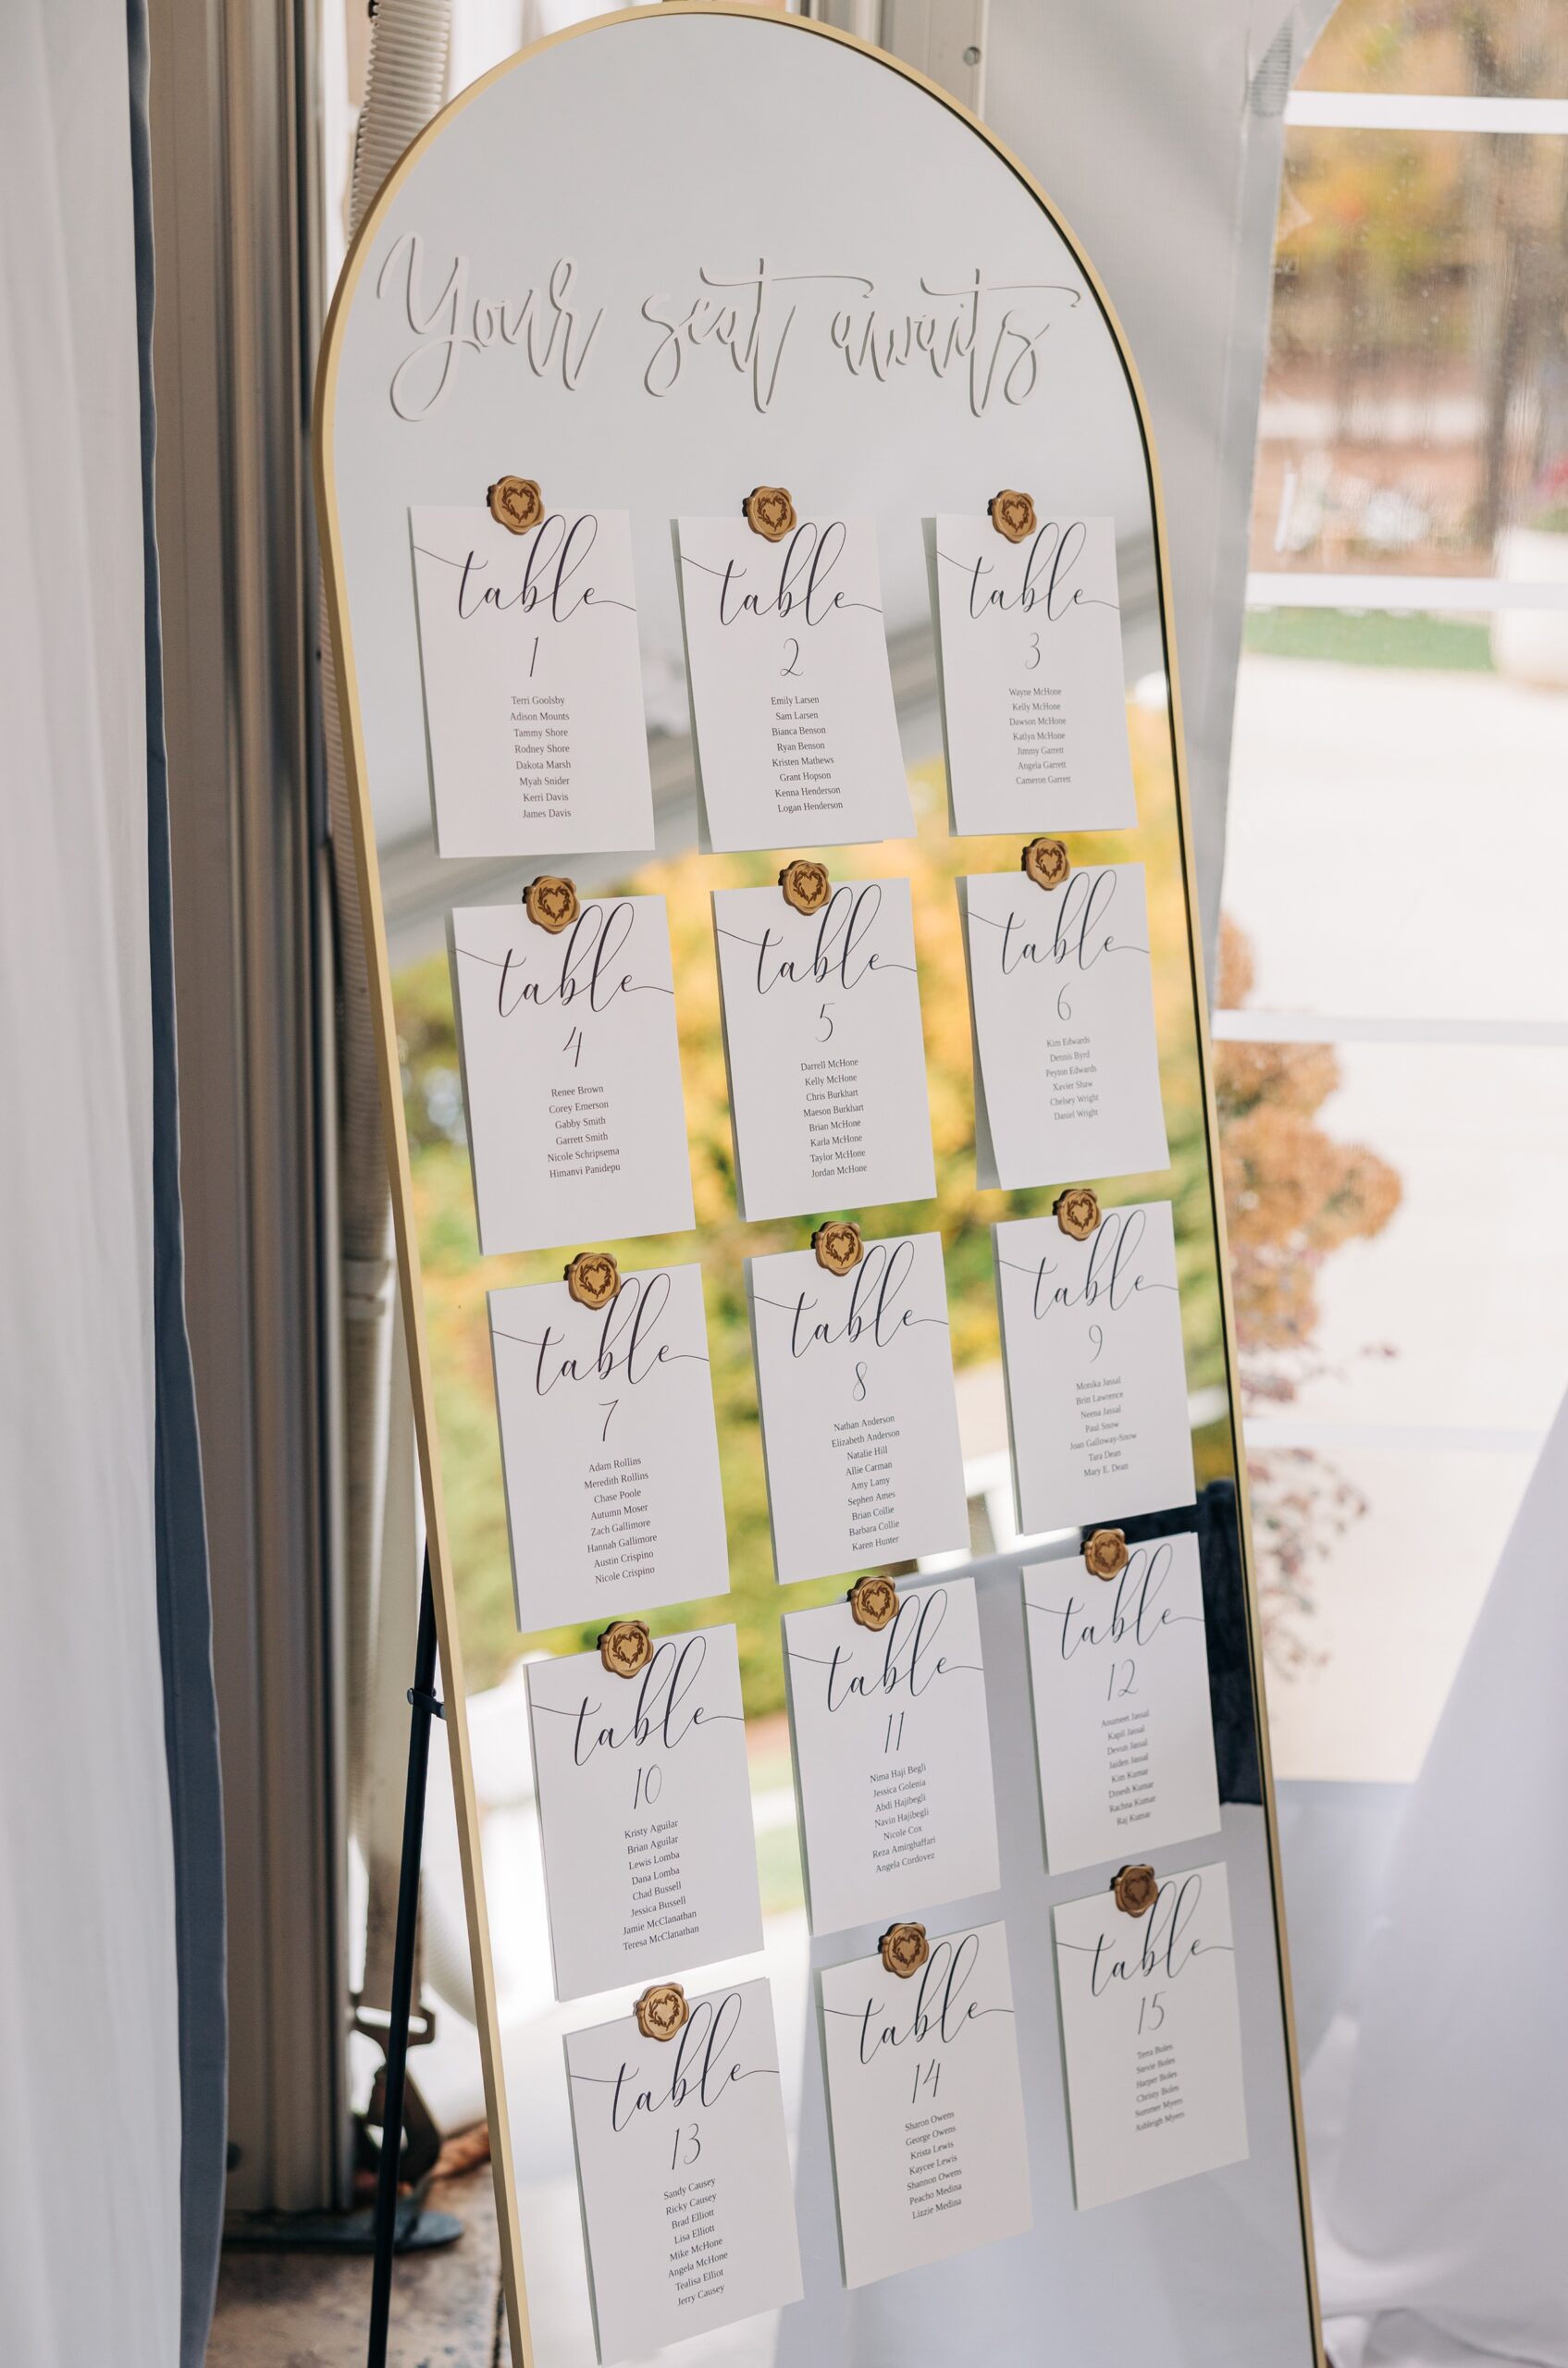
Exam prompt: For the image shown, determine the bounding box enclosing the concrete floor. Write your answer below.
[207,2164,502,2368]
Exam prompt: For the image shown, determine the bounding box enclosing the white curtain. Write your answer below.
[0,1,183,2359]
[1307,1386,1568,2368]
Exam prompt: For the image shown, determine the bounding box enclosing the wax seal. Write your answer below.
[524,875,579,934]
[812,1219,864,1276]
[1022,835,1071,892]
[879,1922,931,1980]
[779,858,832,916]
[565,1251,621,1311]
[1084,1528,1130,1582]
[488,475,544,535]
[848,1573,900,1632]
[989,489,1036,544]
[1112,1864,1159,1918]
[744,485,796,542]
[634,1981,690,2041]
[599,1618,653,1680]
[1054,1186,1102,1241]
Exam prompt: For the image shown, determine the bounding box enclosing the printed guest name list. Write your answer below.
[677,513,913,852]
[411,505,654,856]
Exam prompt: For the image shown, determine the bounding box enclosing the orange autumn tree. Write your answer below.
[1216,917,1401,1668]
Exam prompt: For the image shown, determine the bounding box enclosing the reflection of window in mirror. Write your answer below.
[1220,0,1568,1785]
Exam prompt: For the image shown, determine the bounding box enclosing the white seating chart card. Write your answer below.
[564,1979,803,2362]
[712,877,935,1221]
[960,863,1168,1190]
[488,1262,728,1632]
[747,1232,969,1584]
[448,895,694,1254]
[1023,1533,1219,1872]
[783,1577,1000,1934]
[995,1202,1197,1533]
[819,1921,1032,2287]
[676,514,914,852]
[410,507,654,857]
[931,513,1137,835]
[1053,1863,1249,2210]
[525,1625,762,2002]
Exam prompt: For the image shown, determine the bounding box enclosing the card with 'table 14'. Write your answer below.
[818,1920,1032,2287]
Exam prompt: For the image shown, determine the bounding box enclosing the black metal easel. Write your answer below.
[366,1547,443,2368]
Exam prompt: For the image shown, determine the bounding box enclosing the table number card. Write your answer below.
[1023,1533,1219,1872]
[995,1202,1196,1533]
[448,895,694,1254]
[1053,1863,1249,2210]
[747,1232,969,1584]
[819,1921,1031,2287]
[676,513,914,851]
[525,1625,762,2001]
[960,863,1168,1190]
[488,1262,728,1632]
[565,1979,802,2362]
[931,513,1137,835]
[783,1577,1000,1934]
[410,507,654,857]
[712,878,935,1220]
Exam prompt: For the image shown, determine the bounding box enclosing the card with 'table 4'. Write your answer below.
[447,894,693,1255]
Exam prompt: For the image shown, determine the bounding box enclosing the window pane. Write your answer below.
[1299,0,1568,99]
[1253,128,1568,578]
[1223,616,1568,1021]
[1258,1440,1533,1782]
[1222,1040,1568,1434]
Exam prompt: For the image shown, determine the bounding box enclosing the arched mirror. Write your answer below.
[316,8,1323,2362]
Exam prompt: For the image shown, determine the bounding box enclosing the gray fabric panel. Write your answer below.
[126,1,228,2356]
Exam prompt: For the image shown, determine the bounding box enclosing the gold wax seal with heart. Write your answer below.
[488,475,544,535]
[565,1251,621,1311]
[1054,1186,1102,1241]
[989,488,1037,544]
[848,1574,900,1633]
[744,485,796,542]
[1022,836,1071,891]
[599,1618,653,1679]
[779,858,832,916]
[524,875,579,934]
[879,1922,931,1979]
[1112,1864,1159,1918]
[812,1219,864,1276]
[634,1981,690,2041]
[1084,1528,1130,1582]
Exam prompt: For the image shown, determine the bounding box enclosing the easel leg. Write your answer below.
[367,1548,440,2367]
